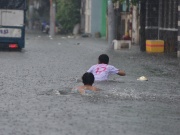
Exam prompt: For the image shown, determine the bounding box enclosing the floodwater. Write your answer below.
[0,32,179,135]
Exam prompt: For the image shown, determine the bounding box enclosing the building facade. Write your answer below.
[81,0,107,37]
[84,0,102,36]
[145,0,178,53]
[101,0,107,38]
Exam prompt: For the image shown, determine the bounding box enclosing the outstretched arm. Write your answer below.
[117,70,126,76]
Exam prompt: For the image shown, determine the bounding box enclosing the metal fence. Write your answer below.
[145,0,178,53]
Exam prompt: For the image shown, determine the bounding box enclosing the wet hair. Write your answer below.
[82,72,94,85]
[98,54,109,64]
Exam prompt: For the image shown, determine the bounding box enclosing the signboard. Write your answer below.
[0,28,22,38]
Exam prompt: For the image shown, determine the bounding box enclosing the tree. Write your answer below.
[27,0,50,30]
[37,0,50,21]
[56,0,81,33]
[112,0,140,5]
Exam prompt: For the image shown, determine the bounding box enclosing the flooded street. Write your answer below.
[0,32,179,135]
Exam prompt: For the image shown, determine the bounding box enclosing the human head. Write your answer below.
[82,72,94,86]
[98,54,109,64]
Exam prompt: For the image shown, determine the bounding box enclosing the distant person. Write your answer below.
[87,54,126,81]
[41,21,46,31]
[72,72,98,94]
[44,23,49,34]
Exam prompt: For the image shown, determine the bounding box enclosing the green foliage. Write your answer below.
[112,0,125,3]
[112,0,140,5]
[56,0,81,33]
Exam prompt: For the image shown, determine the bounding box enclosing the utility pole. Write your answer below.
[50,0,56,37]
[28,0,34,30]
[139,0,147,51]
[178,0,180,58]
[132,5,139,44]
[107,0,115,47]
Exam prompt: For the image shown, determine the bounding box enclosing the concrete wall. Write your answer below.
[101,0,107,38]
[91,0,102,37]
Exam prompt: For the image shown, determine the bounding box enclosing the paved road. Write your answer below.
[0,32,180,135]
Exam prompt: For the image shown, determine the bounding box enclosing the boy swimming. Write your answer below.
[72,72,98,94]
[87,54,125,81]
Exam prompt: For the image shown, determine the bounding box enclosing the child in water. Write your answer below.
[72,72,98,94]
[87,54,126,81]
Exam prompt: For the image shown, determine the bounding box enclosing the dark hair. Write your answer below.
[98,54,109,64]
[82,72,94,85]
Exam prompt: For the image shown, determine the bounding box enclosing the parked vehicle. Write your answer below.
[0,0,27,49]
[41,21,49,34]
[41,21,64,34]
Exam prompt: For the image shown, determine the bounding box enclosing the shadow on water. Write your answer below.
[0,48,21,52]
[0,48,27,53]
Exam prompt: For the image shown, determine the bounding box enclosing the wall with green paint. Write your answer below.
[91,0,102,36]
[101,0,107,37]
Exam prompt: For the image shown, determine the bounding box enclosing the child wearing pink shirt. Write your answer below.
[87,54,125,81]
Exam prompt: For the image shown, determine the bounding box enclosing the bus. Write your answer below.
[0,0,26,49]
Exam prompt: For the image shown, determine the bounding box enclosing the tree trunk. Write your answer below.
[139,0,147,51]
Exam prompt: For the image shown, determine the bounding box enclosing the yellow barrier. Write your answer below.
[146,40,164,53]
